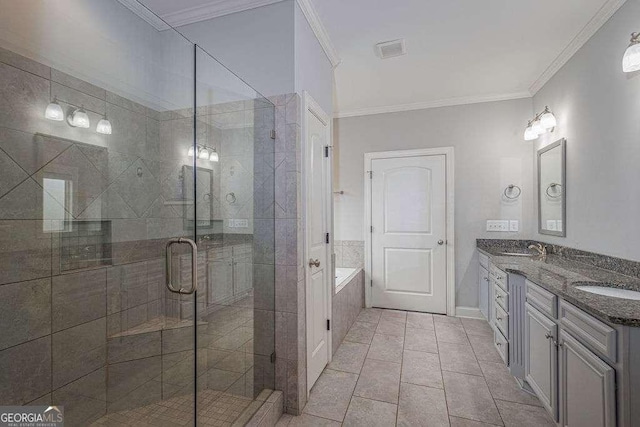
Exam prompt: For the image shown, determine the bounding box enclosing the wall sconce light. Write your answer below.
[45,97,64,121]
[96,115,112,135]
[67,107,90,128]
[523,106,557,141]
[623,32,640,73]
[209,148,219,162]
[187,146,195,157]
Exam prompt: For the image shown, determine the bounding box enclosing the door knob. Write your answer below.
[309,258,320,268]
[438,240,444,245]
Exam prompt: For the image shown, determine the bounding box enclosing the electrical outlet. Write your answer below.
[236,219,248,228]
[486,220,509,232]
[509,220,519,232]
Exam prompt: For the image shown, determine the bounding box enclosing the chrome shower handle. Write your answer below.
[166,237,198,295]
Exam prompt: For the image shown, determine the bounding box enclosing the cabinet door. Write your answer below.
[479,265,489,320]
[209,259,233,304]
[560,330,616,427]
[525,303,558,421]
[233,255,253,296]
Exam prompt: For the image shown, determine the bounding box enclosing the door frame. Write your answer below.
[364,147,455,316]
[302,91,333,392]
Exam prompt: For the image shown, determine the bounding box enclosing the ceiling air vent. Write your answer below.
[375,39,406,59]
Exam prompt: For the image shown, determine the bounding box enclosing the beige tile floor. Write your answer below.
[277,309,555,427]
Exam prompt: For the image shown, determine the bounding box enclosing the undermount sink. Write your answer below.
[499,252,535,257]
[575,285,640,301]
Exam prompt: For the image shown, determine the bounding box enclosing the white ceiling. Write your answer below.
[313,0,624,116]
[134,0,625,117]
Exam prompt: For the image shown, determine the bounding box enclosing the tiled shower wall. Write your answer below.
[0,46,275,425]
[266,93,307,415]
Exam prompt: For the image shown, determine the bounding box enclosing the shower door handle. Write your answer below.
[165,237,198,294]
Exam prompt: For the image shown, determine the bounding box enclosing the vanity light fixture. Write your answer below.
[523,106,557,141]
[623,32,640,73]
[198,147,210,159]
[209,149,219,162]
[188,145,219,162]
[45,97,64,121]
[524,121,538,141]
[67,107,90,128]
[96,114,112,135]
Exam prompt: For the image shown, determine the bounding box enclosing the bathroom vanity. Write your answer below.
[477,240,640,427]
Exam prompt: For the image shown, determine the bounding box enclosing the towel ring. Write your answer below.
[225,192,236,204]
[504,185,521,200]
[546,183,562,198]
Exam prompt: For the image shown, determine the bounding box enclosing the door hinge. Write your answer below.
[326,319,331,331]
[370,279,373,287]
[370,226,374,233]
[325,232,330,244]
[367,170,373,179]
[324,146,329,158]
[270,352,276,363]
[270,129,276,140]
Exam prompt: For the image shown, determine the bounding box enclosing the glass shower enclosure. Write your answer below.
[0,1,276,425]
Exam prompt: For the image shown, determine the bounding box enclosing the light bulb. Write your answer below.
[524,123,538,141]
[622,33,640,73]
[540,108,557,130]
[45,99,64,121]
[187,146,195,157]
[96,117,112,135]
[531,120,545,136]
[209,150,219,162]
[199,148,209,159]
[68,108,90,128]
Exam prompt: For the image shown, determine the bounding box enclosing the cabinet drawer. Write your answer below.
[494,283,508,311]
[494,303,509,337]
[479,252,489,269]
[526,280,557,319]
[494,329,509,364]
[559,301,616,363]
[489,264,508,291]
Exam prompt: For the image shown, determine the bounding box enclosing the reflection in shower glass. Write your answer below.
[0,1,275,425]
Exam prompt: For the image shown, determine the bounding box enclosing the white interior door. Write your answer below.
[370,154,447,313]
[304,94,331,391]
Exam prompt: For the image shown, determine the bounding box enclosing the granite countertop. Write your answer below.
[477,241,640,327]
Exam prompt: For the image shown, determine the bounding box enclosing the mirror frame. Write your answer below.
[537,138,566,237]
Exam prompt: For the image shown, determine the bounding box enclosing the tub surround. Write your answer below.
[334,240,364,269]
[331,269,364,354]
[477,239,640,326]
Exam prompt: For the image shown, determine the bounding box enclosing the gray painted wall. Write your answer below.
[294,1,334,115]
[532,0,640,262]
[180,1,295,99]
[333,99,535,308]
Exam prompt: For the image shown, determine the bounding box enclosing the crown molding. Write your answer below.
[116,0,170,31]
[334,91,532,119]
[295,0,341,68]
[160,0,284,28]
[529,0,627,94]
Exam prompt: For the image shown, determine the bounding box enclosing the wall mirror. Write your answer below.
[538,138,566,236]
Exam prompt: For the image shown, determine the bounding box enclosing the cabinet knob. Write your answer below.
[545,333,553,340]
[438,240,444,245]
[496,295,503,299]
[497,317,503,321]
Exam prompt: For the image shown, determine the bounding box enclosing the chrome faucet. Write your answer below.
[528,243,547,256]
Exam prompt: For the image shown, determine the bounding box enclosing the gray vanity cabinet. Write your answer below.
[207,244,253,305]
[525,302,558,421]
[559,330,616,427]
[479,253,490,320]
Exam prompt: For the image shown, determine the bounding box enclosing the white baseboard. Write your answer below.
[455,306,485,319]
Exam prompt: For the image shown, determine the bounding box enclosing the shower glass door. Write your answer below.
[0,1,275,425]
